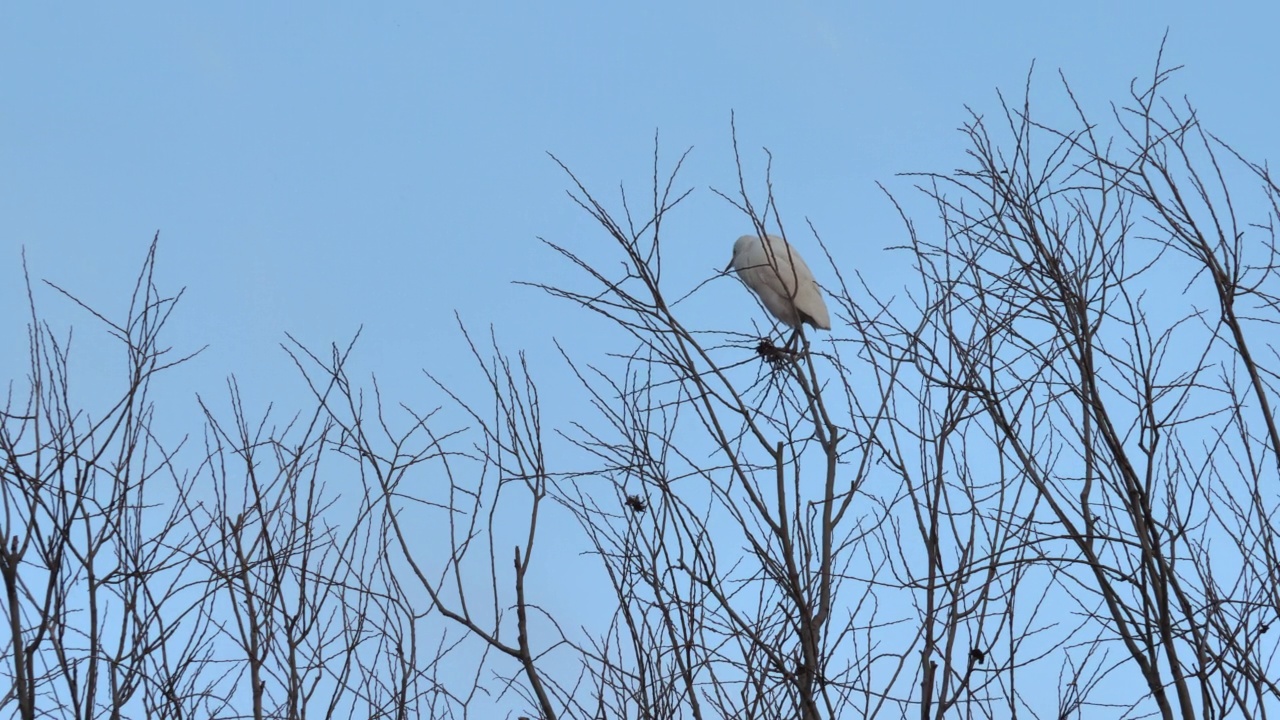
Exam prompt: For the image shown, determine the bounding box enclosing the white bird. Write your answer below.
[726,233,831,331]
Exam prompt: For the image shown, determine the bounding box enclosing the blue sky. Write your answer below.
[4,3,1276,411]
[1,2,1277,714]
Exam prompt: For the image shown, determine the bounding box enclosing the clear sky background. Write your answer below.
[3,2,1276,411]
[1,2,1277,713]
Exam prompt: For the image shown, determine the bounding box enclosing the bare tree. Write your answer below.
[1,49,1276,720]
[887,46,1280,717]
[494,50,1279,719]
[0,237,205,719]
[0,241,454,719]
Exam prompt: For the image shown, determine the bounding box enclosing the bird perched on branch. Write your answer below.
[726,233,831,334]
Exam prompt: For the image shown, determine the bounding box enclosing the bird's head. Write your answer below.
[726,234,758,273]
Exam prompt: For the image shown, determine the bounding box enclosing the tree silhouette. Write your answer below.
[1,51,1276,719]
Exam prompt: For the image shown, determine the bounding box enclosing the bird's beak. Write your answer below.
[723,258,734,273]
